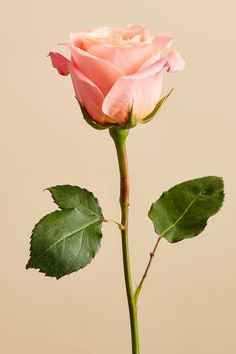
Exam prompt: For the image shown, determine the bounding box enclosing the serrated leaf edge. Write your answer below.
[47,185,103,217]
[149,176,224,241]
[26,209,103,278]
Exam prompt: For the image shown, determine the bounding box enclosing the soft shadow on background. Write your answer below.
[1,1,235,353]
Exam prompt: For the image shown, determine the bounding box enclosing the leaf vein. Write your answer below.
[29,218,99,266]
[160,185,206,237]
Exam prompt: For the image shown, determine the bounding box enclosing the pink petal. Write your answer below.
[102,57,167,123]
[49,52,70,76]
[109,24,150,41]
[70,33,84,49]
[102,50,185,123]
[88,34,173,76]
[152,35,173,53]
[68,44,124,95]
[71,25,150,50]
[88,43,155,75]
[67,62,106,125]
[78,27,111,49]
[166,50,186,72]
[138,35,173,71]
[70,30,107,50]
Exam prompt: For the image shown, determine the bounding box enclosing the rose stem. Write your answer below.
[109,127,140,354]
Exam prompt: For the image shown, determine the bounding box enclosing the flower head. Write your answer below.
[49,25,185,129]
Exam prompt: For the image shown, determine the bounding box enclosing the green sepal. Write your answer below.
[141,89,173,124]
[77,99,113,130]
[149,176,224,243]
[77,90,172,131]
[26,185,103,278]
[122,104,138,129]
[121,90,173,129]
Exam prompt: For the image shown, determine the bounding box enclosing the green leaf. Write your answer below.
[26,186,103,278]
[149,176,224,243]
[47,185,103,217]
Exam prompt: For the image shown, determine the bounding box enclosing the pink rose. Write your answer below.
[49,25,185,128]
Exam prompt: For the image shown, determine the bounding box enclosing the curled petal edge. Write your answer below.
[48,52,70,76]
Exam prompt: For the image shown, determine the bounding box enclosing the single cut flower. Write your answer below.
[49,25,185,128]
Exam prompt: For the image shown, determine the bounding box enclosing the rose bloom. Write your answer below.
[49,25,185,128]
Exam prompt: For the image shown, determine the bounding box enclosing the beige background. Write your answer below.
[1,0,235,353]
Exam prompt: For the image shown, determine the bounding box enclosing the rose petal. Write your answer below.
[71,27,117,50]
[70,33,85,49]
[71,25,150,50]
[138,35,173,71]
[49,52,70,76]
[152,35,173,53]
[67,62,106,124]
[88,43,156,75]
[110,24,150,41]
[68,44,124,95]
[102,50,184,123]
[88,34,173,76]
[71,28,111,50]
[166,50,186,72]
[102,57,168,123]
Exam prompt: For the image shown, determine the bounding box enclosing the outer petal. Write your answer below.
[166,50,186,72]
[152,35,173,54]
[138,35,173,71]
[49,52,70,76]
[102,58,167,123]
[68,44,124,95]
[102,51,185,123]
[67,62,106,124]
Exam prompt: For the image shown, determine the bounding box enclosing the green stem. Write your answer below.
[109,127,140,354]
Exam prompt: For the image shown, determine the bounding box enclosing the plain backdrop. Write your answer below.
[1,1,235,353]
